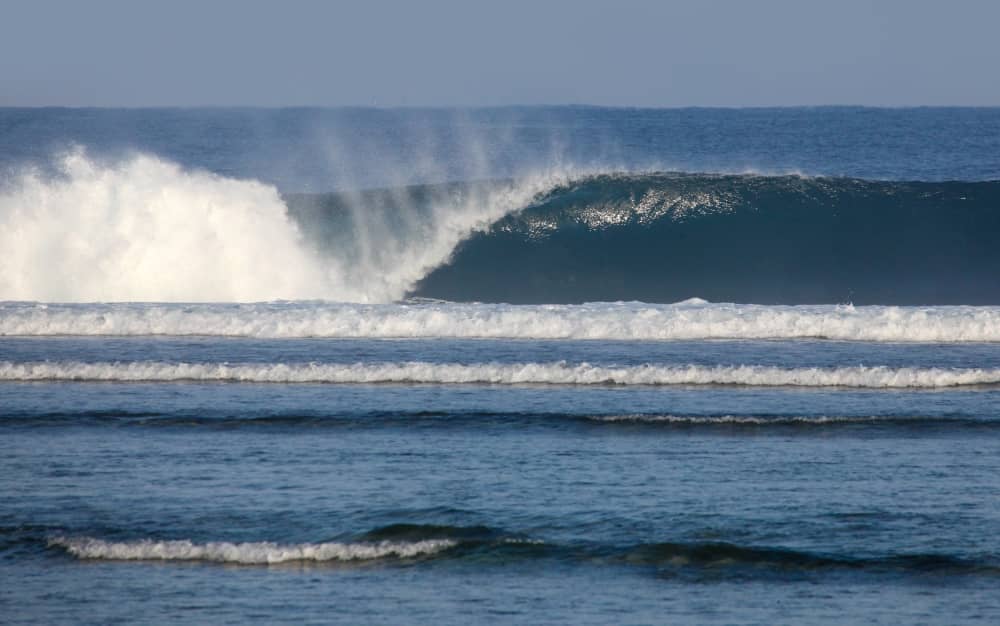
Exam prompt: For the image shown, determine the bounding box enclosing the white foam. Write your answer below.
[0,150,570,302]
[6,361,999,388]
[49,536,456,564]
[2,301,1000,342]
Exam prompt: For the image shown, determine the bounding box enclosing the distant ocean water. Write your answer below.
[2,107,1000,625]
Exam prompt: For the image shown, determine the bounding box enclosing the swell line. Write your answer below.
[43,530,999,578]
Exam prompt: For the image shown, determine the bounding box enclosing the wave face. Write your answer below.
[3,301,999,342]
[411,173,1000,304]
[5,361,1000,388]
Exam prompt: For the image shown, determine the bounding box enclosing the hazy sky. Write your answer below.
[2,0,998,107]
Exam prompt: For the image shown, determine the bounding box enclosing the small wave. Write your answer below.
[4,301,999,342]
[3,410,993,432]
[4,360,1000,388]
[589,414,938,425]
[623,541,994,575]
[49,536,456,564]
[46,534,996,578]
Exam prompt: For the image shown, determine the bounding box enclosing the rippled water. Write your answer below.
[3,322,1000,624]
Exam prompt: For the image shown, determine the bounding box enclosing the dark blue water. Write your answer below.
[2,107,1000,624]
[3,107,1000,189]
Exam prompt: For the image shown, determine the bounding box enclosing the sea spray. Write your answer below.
[0,149,573,302]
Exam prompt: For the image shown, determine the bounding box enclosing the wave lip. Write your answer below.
[5,360,1000,389]
[4,301,1000,342]
[49,536,456,564]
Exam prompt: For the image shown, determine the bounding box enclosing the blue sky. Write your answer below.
[2,0,998,107]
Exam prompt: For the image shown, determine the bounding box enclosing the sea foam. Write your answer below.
[49,536,456,564]
[6,361,1000,388]
[2,301,999,342]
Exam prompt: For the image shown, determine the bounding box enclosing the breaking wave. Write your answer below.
[0,150,569,302]
[3,301,1000,342]
[413,173,1000,305]
[49,536,455,564]
[45,532,997,578]
[4,360,1000,388]
[2,152,999,305]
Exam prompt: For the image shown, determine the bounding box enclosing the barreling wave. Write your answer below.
[0,149,570,302]
[49,536,456,564]
[5,360,1000,388]
[3,301,1000,342]
[411,173,1000,304]
[3,152,999,305]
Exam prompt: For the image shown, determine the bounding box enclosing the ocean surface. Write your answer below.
[2,107,1000,624]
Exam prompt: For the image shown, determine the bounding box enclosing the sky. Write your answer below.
[2,0,999,107]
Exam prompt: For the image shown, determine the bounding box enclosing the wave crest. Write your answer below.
[49,536,455,564]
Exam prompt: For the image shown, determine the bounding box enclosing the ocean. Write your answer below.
[2,107,1000,624]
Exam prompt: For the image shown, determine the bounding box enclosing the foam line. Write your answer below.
[3,300,1000,342]
[5,360,1000,388]
[49,536,456,564]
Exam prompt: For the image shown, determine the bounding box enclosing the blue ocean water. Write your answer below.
[2,107,1000,624]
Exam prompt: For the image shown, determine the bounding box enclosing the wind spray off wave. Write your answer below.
[0,150,569,302]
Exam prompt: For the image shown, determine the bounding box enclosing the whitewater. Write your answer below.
[5,360,1000,388]
[49,536,456,564]
[0,150,572,303]
[3,300,999,342]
